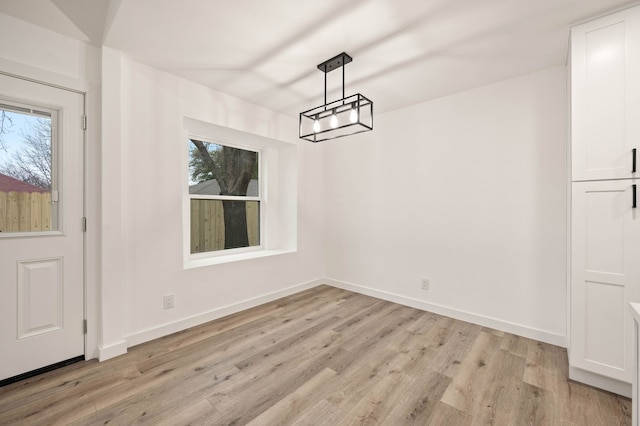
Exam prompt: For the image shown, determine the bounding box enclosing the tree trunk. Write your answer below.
[222,200,249,249]
[220,147,256,249]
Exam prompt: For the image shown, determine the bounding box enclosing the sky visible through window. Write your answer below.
[0,108,52,190]
[0,110,41,157]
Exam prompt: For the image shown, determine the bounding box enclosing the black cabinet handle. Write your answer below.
[634,184,637,209]
[634,148,637,173]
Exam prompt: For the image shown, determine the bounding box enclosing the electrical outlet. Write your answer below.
[421,278,429,291]
[164,294,175,309]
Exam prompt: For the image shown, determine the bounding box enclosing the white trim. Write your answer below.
[569,365,631,397]
[184,137,264,257]
[324,278,567,348]
[98,340,128,362]
[188,195,260,202]
[125,278,324,347]
[185,248,295,268]
[0,58,87,94]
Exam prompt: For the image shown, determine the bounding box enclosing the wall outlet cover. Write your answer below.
[164,294,175,309]
[421,279,429,290]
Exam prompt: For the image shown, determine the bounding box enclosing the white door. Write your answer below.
[0,74,84,381]
[571,179,640,383]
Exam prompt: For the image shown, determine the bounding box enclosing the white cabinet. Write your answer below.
[570,5,640,396]
[571,181,640,387]
[571,7,640,182]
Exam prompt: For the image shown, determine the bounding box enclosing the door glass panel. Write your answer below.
[0,102,57,233]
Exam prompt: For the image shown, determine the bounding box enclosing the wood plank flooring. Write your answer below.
[0,285,631,425]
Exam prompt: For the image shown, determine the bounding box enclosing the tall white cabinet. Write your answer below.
[570,6,640,397]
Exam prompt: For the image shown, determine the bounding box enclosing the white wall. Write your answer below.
[0,13,98,85]
[101,53,326,353]
[324,67,568,345]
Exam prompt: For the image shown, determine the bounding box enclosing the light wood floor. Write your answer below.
[0,285,631,425]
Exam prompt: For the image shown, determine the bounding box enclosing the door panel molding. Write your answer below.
[17,257,64,339]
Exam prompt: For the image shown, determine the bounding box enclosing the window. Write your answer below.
[188,139,260,254]
[183,118,297,268]
[0,101,58,233]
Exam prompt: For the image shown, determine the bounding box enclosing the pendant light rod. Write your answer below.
[318,52,352,107]
[342,60,345,104]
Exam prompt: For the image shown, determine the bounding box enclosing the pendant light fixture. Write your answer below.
[299,52,373,142]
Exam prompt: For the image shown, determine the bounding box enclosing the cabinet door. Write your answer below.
[571,7,640,181]
[571,180,640,382]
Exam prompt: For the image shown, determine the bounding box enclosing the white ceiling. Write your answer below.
[1,0,637,116]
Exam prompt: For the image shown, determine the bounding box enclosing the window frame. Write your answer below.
[186,135,265,260]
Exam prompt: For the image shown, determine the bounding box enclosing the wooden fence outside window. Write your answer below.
[190,199,259,253]
[0,191,259,249]
[0,191,52,233]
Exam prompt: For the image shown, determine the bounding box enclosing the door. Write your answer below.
[0,73,84,381]
[571,180,640,383]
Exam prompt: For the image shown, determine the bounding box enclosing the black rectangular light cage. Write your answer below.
[299,93,373,143]
[299,52,373,143]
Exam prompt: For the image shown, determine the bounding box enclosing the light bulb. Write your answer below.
[330,113,338,128]
[313,119,320,133]
[349,107,358,124]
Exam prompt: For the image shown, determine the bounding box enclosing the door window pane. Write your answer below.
[0,103,57,233]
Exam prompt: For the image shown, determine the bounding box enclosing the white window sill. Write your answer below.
[184,248,296,269]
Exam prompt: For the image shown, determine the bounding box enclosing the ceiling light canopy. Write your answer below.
[299,52,373,143]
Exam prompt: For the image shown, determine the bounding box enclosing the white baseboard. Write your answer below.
[569,366,631,397]
[324,278,567,348]
[98,340,128,361]
[125,278,324,348]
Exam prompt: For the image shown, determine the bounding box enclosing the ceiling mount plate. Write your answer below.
[317,52,353,73]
